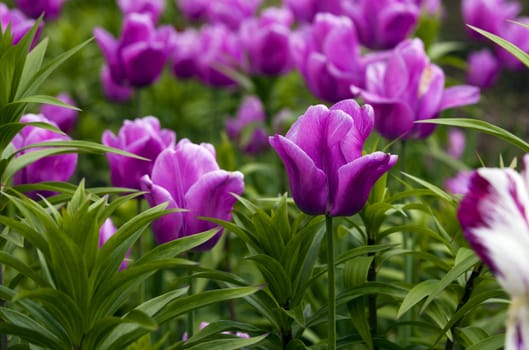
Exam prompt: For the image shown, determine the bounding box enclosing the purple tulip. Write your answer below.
[458,155,529,349]
[225,96,269,154]
[462,0,520,40]
[169,29,199,80]
[283,0,343,23]
[444,170,472,195]
[40,93,77,134]
[102,116,176,190]
[177,0,209,21]
[100,65,134,102]
[94,13,170,88]
[239,7,293,76]
[0,4,42,46]
[15,0,65,20]
[290,13,365,102]
[12,114,77,196]
[495,17,529,71]
[195,24,243,87]
[269,99,398,217]
[411,0,442,15]
[342,0,420,50]
[99,218,129,270]
[206,0,261,30]
[118,0,164,23]
[140,139,244,250]
[351,39,480,140]
[466,49,501,89]
[447,128,466,159]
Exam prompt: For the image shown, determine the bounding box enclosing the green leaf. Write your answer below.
[0,251,49,286]
[247,254,292,306]
[397,280,438,318]
[185,334,268,350]
[466,335,504,350]
[401,172,456,204]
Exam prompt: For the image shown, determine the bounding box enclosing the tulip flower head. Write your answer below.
[169,29,199,80]
[351,39,480,140]
[40,93,78,134]
[466,49,501,89]
[495,17,529,71]
[118,0,164,23]
[100,65,134,102]
[206,0,261,30]
[284,0,343,23]
[462,0,520,40]
[140,139,244,250]
[0,3,42,46]
[15,0,66,20]
[12,114,77,197]
[444,170,472,195]
[458,155,529,349]
[99,218,130,270]
[270,99,398,217]
[102,116,176,190]
[225,96,269,154]
[94,13,170,89]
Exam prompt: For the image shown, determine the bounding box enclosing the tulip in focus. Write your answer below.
[140,139,244,250]
[269,99,398,216]
[117,0,164,23]
[466,49,501,89]
[94,13,171,88]
[351,39,480,140]
[225,96,269,154]
[458,154,529,349]
[15,0,65,20]
[239,7,293,76]
[0,3,42,46]
[342,0,420,50]
[12,114,77,197]
[99,218,130,270]
[290,13,365,102]
[102,116,176,190]
[40,93,78,134]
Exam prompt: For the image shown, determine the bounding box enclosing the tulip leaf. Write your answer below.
[247,254,293,307]
[184,334,268,350]
[179,320,264,347]
[397,280,438,319]
[466,335,505,350]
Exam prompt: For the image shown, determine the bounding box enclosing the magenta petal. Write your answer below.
[439,85,480,110]
[330,152,397,216]
[361,92,415,139]
[183,170,244,250]
[331,99,374,152]
[121,42,167,87]
[140,175,184,244]
[269,135,328,215]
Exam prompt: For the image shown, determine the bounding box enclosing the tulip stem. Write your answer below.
[326,215,336,350]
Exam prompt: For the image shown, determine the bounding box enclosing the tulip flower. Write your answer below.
[94,13,170,88]
[195,24,243,87]
[99,218,129,270]
[12,114,77,196]
[290,13,365,102]
[169,29,199,80]
[458,155,529,349]
[140,139,244,250]
[269,99,398,217]
[239,7,293,76]
[351,39,480,140]
[118,0,164,23]
[342,0,420,49]
[447,128,466,159]
[0,3,42,46]
[15,0,65,20]
[40,93,78,134]
[100,65,134,102]
[177,0,209,21]
[462,0,520,40]
[495,17,529,71]
[283,0,343,23]
[225,96,269,154]
[206,0,261,30]
[102,116,176,190]
[466,49,501,89]
[444,170,472,195]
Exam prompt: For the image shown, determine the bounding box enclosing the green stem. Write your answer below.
[326,215,336,350]
[367,232,378,349]
[444,263,483,350]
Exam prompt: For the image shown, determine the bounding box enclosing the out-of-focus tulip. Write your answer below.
[102,116,176,190]
[462,0,520,40]
[444,170,472,195]
[195,24,243,87]
[466,49,501,89]
[99,218,130,270]
[15,0,65,20]
[290,13,364,102]
[239,7,293,76]
[269,99,398,216]
[117,0,164,23]
[458,155,529,349]
[140,139,244,250]
[94,13,170,88]
[284,0,343,23]
[342,0,420,49]
[0,3,42,46]
[447,128,466,159]
[177,0,209,21]
[206,0,261,30]
[170,29,199,80]
[40,93,78,134]
[12,114,77,196]
[225,96,268,154]
[495,17,529,71]
[351,39,480,140]
[100,65,134,102]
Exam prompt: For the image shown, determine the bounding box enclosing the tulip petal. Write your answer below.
[458,168,529,297]
[183,170,244,250]
[140,174,184,244]
[269,135,328,215]
[331,152,397,216]
[121,42,167,87]
[506,299,529,350]
[439,85,480,110]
